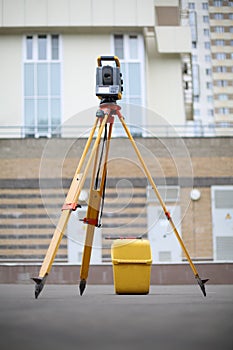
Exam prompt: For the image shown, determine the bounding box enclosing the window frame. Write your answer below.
[112,33,145,104]
[213,0,222,6]
[202,2,208,10]
[23,34,62,138]
[213,13,223,20]
[215,26,225,33]
[111,33,146,136]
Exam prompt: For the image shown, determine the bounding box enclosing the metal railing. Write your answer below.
[0,123,232,138]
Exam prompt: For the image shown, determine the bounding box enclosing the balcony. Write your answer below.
[154,0,191,54]
[212,59,233,67]
[213,72,233,80]
[214,100,233,108]
[209,6,233,14]
[210,32,233,40]
[154,0,180,26]
[211,46,233,53]
[213,86,233,94]
[155,26,192,53]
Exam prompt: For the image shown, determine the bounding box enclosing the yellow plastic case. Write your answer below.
[111,239,152,294]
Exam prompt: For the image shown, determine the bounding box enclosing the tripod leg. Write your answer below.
[118,114,208,296]
[79,126,103,295]
[79,122,113,295]
[32,116,108,299]
[79,189,102,295]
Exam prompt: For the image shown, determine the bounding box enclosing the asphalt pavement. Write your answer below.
[0,284,232,350]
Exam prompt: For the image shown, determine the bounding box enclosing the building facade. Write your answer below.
[0,0,192,138]
[182,0,233,130]
[0,1,232,266]
[0,137,233,263]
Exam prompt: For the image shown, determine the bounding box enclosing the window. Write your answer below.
[230,40,233,46]
[189,11,197,43]
[230,27,233,33]
[203,16,209,23]
[214,13,223,19]
[38,35,47,60]
[194,109,200,116]
[204,29,209,36]
[113,34,145,136]
[215,40,224,46]
[192,42,197,48]
[207,82,213,89]
[216,66,227,72]
[114,35,124,59]
[189,3,195,9]
[215,53,226,60]
[208,109,214,116]
[215,26,224,33]
[205,55,211,62]
[229,14,233,20]
[207,95,213,102]
[213,0,222,6]
[204,42,210,49]
[24,34,61,137]
[216,80,228,87]
[218,94,228,101]
[192,55,198,62]
[218,108,229,115]
[206,68,212,75]
[202,3,208,10]
[192,64,200,96]
[26,36,33,59]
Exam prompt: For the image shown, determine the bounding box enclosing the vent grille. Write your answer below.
[215,190,233,209]
[159,251,172,262]
[216,237,233,260]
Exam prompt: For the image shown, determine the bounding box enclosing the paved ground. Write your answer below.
[0,284,232,350]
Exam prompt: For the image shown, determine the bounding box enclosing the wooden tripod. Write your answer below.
[32,102,208,298]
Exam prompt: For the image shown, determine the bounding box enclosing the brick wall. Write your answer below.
[0,137,232,261]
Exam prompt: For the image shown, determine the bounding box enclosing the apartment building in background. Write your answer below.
[182,0,233,130]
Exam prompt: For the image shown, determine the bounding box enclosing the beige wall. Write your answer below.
[62,33,111,129]
[155,26,192,53]
[145,31,185,125]
[0,35,22,132]
[0,0,154,28]
[148,54,185,125]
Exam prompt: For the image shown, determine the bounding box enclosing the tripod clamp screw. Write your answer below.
[96,109,105,118]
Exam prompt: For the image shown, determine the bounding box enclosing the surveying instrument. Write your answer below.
[32,56,208,298]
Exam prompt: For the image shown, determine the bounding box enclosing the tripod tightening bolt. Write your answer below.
[96,109,105,118]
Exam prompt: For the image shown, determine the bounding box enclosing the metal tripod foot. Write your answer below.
[79,279,86,296]
[32,275,47,299]
[196,275,209,297]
